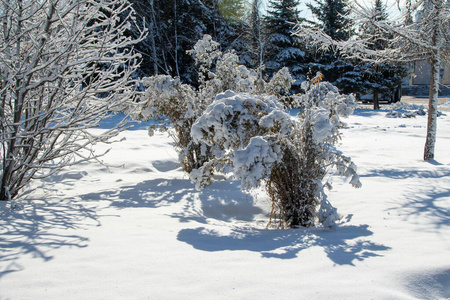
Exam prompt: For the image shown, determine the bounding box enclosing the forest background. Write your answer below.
[128,0,406,97]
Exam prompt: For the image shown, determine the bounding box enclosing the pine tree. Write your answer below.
[357,0,406,109]
[308,0,351,41]
[217,0,248,23]
[305,0,355,92]
[128,0,165,76]
[264,0,306,92]
[129,0,249,86]
[211,0,250,59]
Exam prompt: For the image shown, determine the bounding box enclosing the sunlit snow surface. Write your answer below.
[1,107,449,299]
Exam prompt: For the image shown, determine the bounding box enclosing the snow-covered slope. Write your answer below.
[1,108,449,299]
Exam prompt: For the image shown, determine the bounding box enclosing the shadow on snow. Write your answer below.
[362,164,450,231]
[0,172,391,279]
[0,197,97,279]
[396,186,450,232]
[78,177,391,264]
[405,268,450,300]
[360,166,450,180]
[80,179,263,224]
[177,224,390,265]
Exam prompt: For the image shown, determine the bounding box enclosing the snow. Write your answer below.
[442,99,450,109]
[1,108,450,299]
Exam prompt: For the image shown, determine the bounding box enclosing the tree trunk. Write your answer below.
[424,52,439,161]
[173,0,180,78]
[1,0,23,201]
[373,90,380,110]
[424,0,441,161]
[149,0,158,75]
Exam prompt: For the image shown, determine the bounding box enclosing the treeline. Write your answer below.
[128,0,405,95]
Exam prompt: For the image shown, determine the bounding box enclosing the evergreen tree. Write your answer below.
[169,0,215,84]
[358,0,406,109]
[295,0,448,160]
[128,0,166,77]
[264,0,306,92]
[128,0,249,86]
[218,0,248,23]
[307,0,351,41]
[213,0,251,60]
[305,0,355,93]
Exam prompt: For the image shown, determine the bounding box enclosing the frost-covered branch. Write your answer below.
[0,0,146,201]
[136,35,294,173]
[293,1,443,63]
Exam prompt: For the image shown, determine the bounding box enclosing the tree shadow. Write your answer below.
[79,179,264,225]
[353,108,388,117]
[0,197,98,279]
[170,179,390,265]
[79,178,195,209]
[81,176,390,266]
[360,167,450,180]
[96,112,154,131]
[394,186,450,231]
[177,224,390,265]
[168,180,265,224]
[361,165,450,231]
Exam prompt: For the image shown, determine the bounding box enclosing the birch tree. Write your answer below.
[294,0,450,160]
[247,0,265,78]
[0,0,145,201]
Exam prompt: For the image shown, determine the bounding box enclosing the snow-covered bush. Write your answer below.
[386,102,427,118]
[190,76,361,229]
[190,90,293,189]
[136,35,294,172]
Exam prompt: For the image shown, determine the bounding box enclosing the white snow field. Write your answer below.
[1,106,449,299]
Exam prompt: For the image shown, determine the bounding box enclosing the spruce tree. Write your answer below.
[213,0,251,61]
[217,0,248,23]
[358,0,406,109]
[305,0,355,93]
[308,0,351,41]
[129,0,250,86]
[264,0,306,93]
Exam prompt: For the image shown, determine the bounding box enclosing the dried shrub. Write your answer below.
[136,35,293,173]
[191,76,361,229]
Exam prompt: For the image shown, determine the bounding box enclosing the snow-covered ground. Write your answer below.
[1,107,449,299]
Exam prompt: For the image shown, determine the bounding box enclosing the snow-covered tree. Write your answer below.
[0,0,145,201]
[264,0,306,92]
[137,35,293,173]
[294,0,450,160]
[190,75,361,228]
[357,0,406,109]
[245,0,266,75]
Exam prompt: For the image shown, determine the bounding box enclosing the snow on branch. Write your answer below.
[190,78,361,228]
[136,35,294,173]
[293,1,444,64]
[0,0,146,201]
